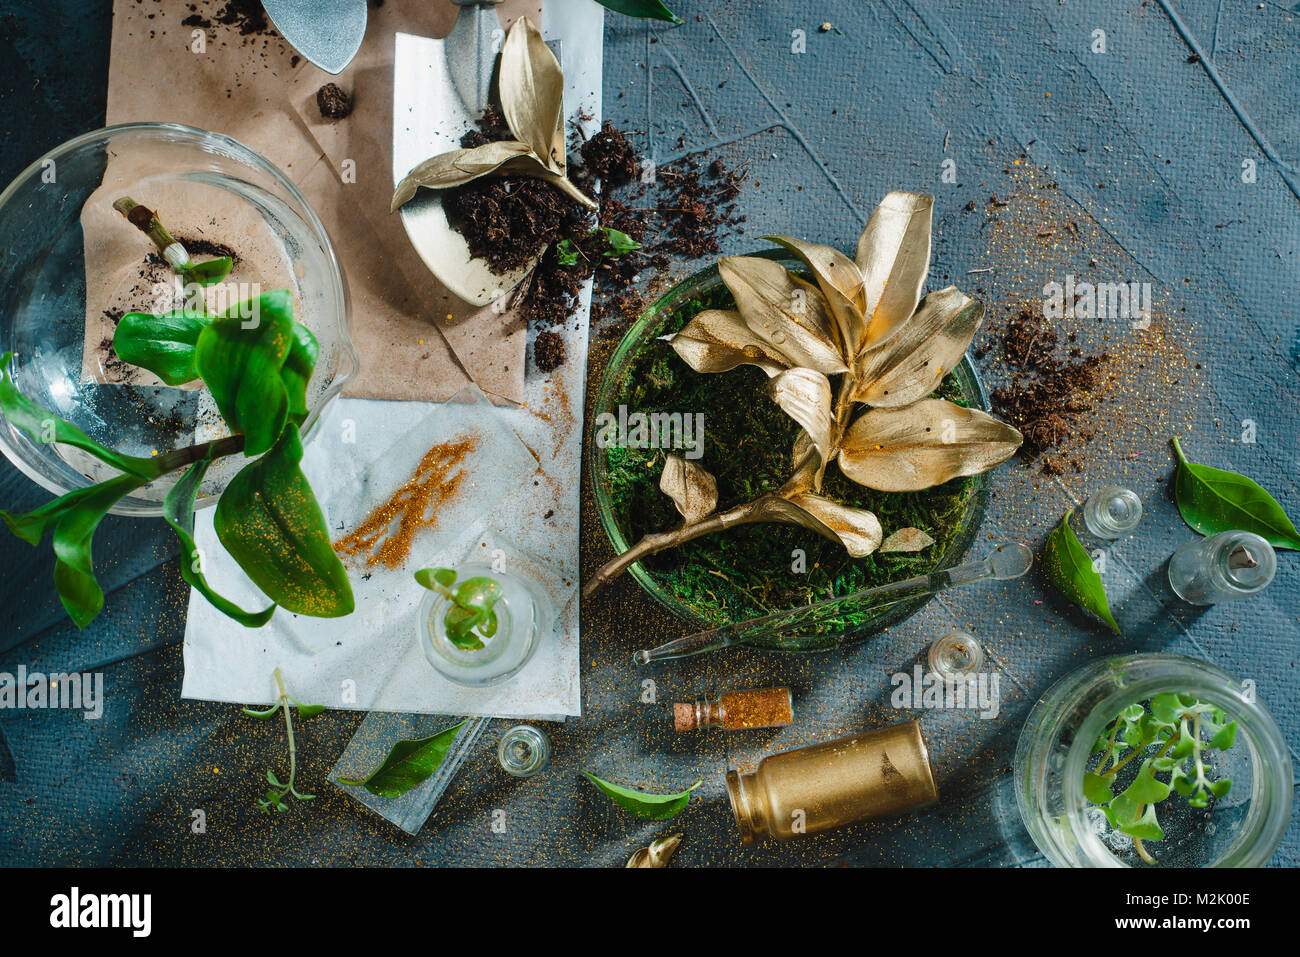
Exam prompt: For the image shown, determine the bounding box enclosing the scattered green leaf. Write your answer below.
[582,772,701,820]
[1171,436,1300,549]
[1043,509,1120,633]
[338,721,466,798]
[594,0,682,24]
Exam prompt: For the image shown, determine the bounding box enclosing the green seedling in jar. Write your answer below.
[415,568,504,650]
[1084,693,1237,865]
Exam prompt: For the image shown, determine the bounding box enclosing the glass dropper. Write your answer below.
[633,541,1033,665]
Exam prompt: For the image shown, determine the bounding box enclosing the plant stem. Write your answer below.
[1134,833,1156,865]
[113,196,191,269]
[149,434,246,477]
[584,498,769,598]
[1095,720,1122,773]
[273,668,299,795]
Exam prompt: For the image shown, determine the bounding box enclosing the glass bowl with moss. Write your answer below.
[589,251,994,652]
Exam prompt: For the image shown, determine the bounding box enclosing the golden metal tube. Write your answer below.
[725,720,938,844]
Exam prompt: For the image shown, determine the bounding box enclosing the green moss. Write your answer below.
[604,289,978,629]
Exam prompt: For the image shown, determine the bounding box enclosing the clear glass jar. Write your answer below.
[587,251,992,651]
[1082,486,1143,538]
[1014,653,1292,867]
[0,123,356,515]
[417,564,554,687]
[1168,530,1276,604]
[928,630,985,683]
[497,725,552,777]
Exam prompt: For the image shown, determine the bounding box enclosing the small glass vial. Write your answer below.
[497,725,551,778]
[1168,530,1276,604]
[725,721,938,844]
[673,687,794,732]
[928,631,985,683]
[1082,486,1143,538]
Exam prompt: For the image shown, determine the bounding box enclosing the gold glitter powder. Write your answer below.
[333,436,479,569]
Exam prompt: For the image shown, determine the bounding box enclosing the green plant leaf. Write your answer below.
[444,576,504,650]
[194,290,295,457]
[214,426,354,618]
[1150,692,1183,724]
[1121,760,1173,805]
[183,256,233,287]
[415,567,458,590]
[601,227,641,257]
[1083,772,1114,804]
[582,772,701,820]
[1208,778,1233,799]
[337,721,466,798]
[164,451,276,628]
[1115,801,1165,842]
[279,321,319,422]
[242,703,281,719]
[41,474,148,628]
[1171,437,1300,549]
[1209,721,1237,751]
[555,239,579,266]
[0,352,165,480]
[112,307,209,385]
[1043,510,1120,633]
[594,0,682,24]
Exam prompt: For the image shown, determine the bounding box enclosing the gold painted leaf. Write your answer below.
[391,141,536,211]
[718,256,848,374]
[855,191,933,348]
[838,399,1022,491]
[767,368,833,489]
[880,527,935,553]
[854,287,983,407]
[784,430,819,490]
[660,454,718,524]
[661,309,788,377]
[754,492,882,557]
[391,143,596,213]
[764,234,867,358]
[627,833,683,868]
[498,18,566,173]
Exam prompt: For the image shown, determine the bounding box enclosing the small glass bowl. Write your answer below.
[587,251,991,652]
[0,123,357,516]
[1014,653,1292,867]
[416,564,555,687]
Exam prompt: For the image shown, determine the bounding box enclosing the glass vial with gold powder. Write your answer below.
[725,720,938,844]
[673,687,793,732]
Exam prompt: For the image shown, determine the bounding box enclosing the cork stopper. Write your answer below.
[672,702,698,732]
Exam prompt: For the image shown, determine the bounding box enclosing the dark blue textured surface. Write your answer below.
[0,0,1295,866]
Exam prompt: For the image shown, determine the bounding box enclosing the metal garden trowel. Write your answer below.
[261,0,368,75]
[394,0,543,307]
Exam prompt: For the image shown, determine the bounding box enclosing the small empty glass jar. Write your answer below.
[497,725,551,777]
[1082,486,1143,538]
[1168,531,1276,604]
[928,631,985,683]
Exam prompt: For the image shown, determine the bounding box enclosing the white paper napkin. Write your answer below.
[181,390,579,720]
